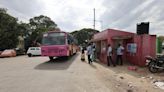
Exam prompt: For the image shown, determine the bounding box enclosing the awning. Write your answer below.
[89,38,107,42]
[90,35,133,42]
[112,35,133,40]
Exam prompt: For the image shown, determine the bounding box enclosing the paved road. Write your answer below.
[0,53,110,92]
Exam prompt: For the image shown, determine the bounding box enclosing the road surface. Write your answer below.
[0,53,163,92]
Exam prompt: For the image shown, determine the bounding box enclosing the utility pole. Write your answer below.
[93,8,95,30]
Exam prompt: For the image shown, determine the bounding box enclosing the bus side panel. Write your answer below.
[68,44,73,56]
[73,44,77,54]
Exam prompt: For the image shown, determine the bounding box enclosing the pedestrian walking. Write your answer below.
[116,44,124,65]
[107,44,116,67]
[91,43,96,62]
[87,43,92,64]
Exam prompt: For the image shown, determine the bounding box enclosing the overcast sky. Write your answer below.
[0,0,164,35]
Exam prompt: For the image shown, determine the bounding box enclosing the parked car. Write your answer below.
[14,48,25,56]
[0,49,16,57]
[0,51,2,55]
[27,47,41,57]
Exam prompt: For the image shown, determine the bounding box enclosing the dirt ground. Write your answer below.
[94,60,164,92]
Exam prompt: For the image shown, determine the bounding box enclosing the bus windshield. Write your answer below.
[42,32,66,45]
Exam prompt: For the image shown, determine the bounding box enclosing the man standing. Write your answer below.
[116,44,124,65]
[107,44,116,67]
[87,43,92,64]
[91,43,96,62]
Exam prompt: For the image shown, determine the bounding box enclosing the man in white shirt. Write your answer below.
[116,44,124,65]
[91,43,96,62]
[87,43,92,64]
[107,44,116,67]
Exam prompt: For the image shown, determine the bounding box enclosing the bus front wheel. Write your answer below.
[49,56,53,60]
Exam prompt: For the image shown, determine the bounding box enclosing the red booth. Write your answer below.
[92,29,156,66]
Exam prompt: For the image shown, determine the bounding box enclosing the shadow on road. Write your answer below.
[90,63,97,69]
[34,53,79,70]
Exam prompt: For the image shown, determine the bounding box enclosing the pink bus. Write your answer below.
[41,31,78,60]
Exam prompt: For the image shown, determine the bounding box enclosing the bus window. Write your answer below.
[42,32,66,45]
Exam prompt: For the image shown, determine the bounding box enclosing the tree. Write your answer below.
[0,8,7,14]
[0,8,20,50]
[158,36,164,41]
[17,22,32,51]
[71,28,99,45]
[17,22,31,36]
[28,15,58,45]
[29,15,57,31]
[0,8,59,51]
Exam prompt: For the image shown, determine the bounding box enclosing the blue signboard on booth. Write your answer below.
[127,43,137,53]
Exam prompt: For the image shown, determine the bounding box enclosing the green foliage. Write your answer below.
[158,36,164,41]
[0,8,7,14]
[71,28,99,45]
[157,36,164,53]
[0,8,19,50]
[29,15,57,31]
[0,8,99,50]
[28,15,58,44]
[0,8,58,50]
[17,22,31,36]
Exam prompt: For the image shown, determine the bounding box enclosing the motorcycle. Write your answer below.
[145,55,164,73]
